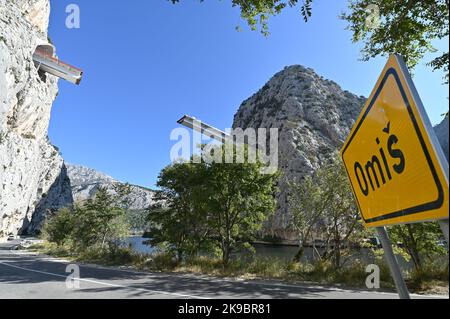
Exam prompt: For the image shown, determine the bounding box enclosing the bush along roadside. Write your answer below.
[25,240,448,295]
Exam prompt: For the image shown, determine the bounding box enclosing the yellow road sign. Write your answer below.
[341,54,449,228]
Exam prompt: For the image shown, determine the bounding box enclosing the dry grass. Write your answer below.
[26,242,448,294]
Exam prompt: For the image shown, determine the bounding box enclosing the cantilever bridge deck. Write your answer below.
[33,46,83,85]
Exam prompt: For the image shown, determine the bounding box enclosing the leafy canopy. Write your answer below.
[147,161,212,261]
[147,144,280,264]
[289,153,367,268]
[341,0,449,83]
[43,185,131,253]
[170,0,311,35]
[389,222,447,271]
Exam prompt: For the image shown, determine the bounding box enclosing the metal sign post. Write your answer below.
[376,227,410,299]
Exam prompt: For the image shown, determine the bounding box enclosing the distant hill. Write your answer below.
[66,164,155,210]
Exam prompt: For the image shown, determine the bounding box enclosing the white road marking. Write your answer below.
[0,261,208,299]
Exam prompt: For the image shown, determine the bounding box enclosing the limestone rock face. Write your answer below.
[66,164,155,210]
[23,0,51,33]
[0,0,73,239]
[434,116,449,162]
[232,66,365,239]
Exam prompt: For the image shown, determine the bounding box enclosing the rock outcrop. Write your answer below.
[434,116,449,162]
[0,0,73,239]
[233,65,365,239]
[67,164,155,210]
[232,66,450,240]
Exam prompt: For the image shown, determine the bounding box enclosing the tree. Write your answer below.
[42,207,75,247]
[388,222,447,270]
[72,187,129,251]
[44,187,130,253]
[147,145,279,265]
[288,175,326,262]
[341,0,449,84]
[126,209,150,233]
[170,1,449,83]
[316,157,366,269]
[147,162,212,262]
[289,153,367,268]
[206,147,279,264]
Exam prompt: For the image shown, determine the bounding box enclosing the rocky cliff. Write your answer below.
[233,65,365,239]
[67,164,155,210]
[0,0,73,239]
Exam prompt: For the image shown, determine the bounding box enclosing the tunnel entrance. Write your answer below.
[33,45,55,82]
[33,44,83,85]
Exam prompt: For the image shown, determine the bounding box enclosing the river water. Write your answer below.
[123,236,301,260]
[122,236,415,269]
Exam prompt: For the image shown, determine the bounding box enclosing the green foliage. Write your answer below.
[169,0,311,35]
[408,261,449,291]
[388,222,447,271]
[146,252,179,271]
[289,153,368,268]
[341,0,449,83]
[125,210,149,232]
[288,174,325,260]
[146,161,213,261]
[72,187,129,251]
[77,245,147,267]
[206,145,280,264]
[42,207,75,247]
[43,187,131,253]
[147,144,279,264]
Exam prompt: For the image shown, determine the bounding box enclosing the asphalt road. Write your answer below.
[0,240,445,299]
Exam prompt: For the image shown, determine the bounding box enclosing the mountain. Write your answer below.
[0,0,73,239]
[233,66,450,240]
[66,164,155,210]
[233,65,366,239]
[434,116,449,162]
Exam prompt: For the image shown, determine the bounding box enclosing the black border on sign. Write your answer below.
[341,67,444,224]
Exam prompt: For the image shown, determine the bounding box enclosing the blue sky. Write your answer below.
[47,0,449,188]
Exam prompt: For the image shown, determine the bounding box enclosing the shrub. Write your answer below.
[76,246,147,267]
[21,133,36,139]
[43,187,130,253]
[246,257,285,278]
[408,261,449,290]
[42,208,74,247]
[146,252,179,271]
